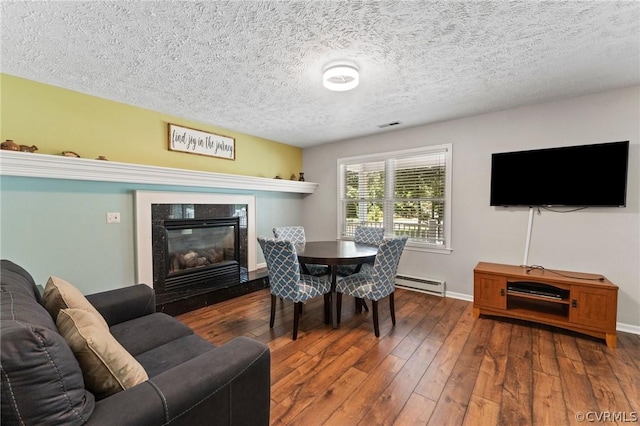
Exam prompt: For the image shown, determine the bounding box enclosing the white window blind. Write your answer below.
[338,145,452,250]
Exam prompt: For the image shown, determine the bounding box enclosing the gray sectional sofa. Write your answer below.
[0,260,271,425]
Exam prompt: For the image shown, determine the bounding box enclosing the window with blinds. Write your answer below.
[338,145,452,250]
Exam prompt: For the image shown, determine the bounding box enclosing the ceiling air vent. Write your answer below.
[377,121,402,128]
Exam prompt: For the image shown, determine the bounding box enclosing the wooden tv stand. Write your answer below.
[473,262,618,348]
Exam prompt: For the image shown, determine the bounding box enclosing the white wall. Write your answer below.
[302,86,640,328]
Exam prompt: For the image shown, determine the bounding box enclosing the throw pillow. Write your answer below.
[43,276,109,329]
[56,308,149,398]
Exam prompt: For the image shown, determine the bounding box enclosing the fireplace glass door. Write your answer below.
[162,217,240,291]
[167,223,236,276]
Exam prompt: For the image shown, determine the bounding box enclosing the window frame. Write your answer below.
[336,144,453,254]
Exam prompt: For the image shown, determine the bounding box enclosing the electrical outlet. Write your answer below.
[106,212,121,224]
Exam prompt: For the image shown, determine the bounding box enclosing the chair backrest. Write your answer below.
[370,235,409,298]
[272,226,306,244]
[354,226,385,246]
[257,236,300,299]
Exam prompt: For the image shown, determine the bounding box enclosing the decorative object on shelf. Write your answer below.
[19,145,38,153]
[62,151,81,158]
[290,174,297,180]
[96,156,108,161]
[168,123,235,160]
[1,140,20,151]
[274,175,282,179]
[298,172,305,182]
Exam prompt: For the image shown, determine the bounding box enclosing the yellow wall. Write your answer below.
[0,74,302,178]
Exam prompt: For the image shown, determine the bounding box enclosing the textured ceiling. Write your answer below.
[2,1,639,148]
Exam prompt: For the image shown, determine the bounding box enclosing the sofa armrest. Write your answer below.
[86,284,156,326]
[86,336,270,426]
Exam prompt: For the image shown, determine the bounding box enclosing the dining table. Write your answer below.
[296,240,378,328]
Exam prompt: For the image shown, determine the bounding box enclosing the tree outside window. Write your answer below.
[338,145,452,251]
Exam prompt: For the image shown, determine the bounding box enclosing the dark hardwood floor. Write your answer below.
[178,287,640,425]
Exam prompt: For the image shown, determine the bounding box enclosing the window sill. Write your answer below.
[338,237,452,255]
[404,243,453,255]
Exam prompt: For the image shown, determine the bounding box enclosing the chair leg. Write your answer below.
[390,293,396,326]
[355,298,369,313]
[324,293,331,325]
[372,300,380,337]
[270,295,276,328]
[336,292,342,324]
[293,302,302,340]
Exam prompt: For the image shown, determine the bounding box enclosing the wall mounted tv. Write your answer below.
[490,141,629,207]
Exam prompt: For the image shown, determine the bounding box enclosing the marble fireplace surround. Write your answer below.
[135,191,257,288]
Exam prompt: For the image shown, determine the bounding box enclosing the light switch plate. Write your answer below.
[106,212,121,223]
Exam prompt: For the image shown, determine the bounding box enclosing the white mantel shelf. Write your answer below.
[0,150,318,194]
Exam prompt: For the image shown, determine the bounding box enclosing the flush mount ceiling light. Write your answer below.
[323,63,359,91]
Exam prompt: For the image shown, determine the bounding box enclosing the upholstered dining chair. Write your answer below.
[336,235,408,337]
[337,226,385,277]
[354,226,386,245]
[258,236,331,340]
[272,226,328,276]
[272,226,306,244]
[337,226,386,312]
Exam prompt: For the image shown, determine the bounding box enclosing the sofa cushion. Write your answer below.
[0,259,43,303]
[57,308,149,399]
[1,281,95,425]
[43,276,109,329]
[135,333,215,377]
[110,312,194,356]
[1,286,57,332]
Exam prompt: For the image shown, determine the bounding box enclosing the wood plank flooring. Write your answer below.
[178,288,640,425]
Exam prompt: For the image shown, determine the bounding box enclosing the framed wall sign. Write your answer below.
[168,123,235,160]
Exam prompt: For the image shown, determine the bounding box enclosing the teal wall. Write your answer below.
[0,176,303,294]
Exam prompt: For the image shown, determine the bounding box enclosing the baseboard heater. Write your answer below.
[395,274,445,296]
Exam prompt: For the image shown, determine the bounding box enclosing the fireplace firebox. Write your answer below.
[163,217,240,291]
[153,215,243,297]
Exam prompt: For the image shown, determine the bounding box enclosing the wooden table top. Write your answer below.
[295,240,378,265]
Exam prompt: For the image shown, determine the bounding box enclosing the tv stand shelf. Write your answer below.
[473,262,618,347]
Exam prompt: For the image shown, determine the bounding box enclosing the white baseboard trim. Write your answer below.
[444,291,473,302]
[617,322,640,335]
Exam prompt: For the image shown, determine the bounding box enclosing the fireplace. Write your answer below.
[151,203,247,297]
[161,217,240,292]
[135,191,266,315]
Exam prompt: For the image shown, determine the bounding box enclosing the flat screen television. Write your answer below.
[490,141,629,207]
